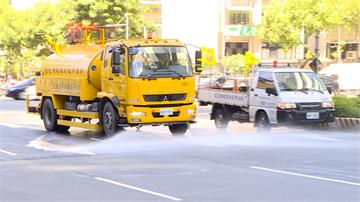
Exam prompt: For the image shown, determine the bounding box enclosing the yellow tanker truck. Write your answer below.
[29,25,202,136]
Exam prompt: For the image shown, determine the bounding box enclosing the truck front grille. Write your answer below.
[143,94,186,102]
[297,102,321,110]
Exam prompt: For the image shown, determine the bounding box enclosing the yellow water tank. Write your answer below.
[41,44,104,91]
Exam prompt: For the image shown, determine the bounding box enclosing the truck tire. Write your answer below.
[102,102,118,136]
[42,98,70,132]
[169,124,188,135]
[214,108,229,130]
[256,111,271,132]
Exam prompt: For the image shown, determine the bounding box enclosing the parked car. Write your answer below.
[319,74,339,93]
[6,77,35,100]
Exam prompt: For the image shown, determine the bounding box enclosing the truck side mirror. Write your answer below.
[194,50,202,73]
[112,49,123,74]
[265,88,278,96]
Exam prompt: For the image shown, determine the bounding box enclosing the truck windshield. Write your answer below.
[129,46,192,78]
[275,72,326,92]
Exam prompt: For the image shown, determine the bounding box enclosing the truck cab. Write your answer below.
[249,68,336,128]
[98,40,200,135]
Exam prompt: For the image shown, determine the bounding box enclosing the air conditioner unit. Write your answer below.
[346,51,357,59]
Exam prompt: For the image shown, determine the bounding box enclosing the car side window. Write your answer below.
[257,71,275,89]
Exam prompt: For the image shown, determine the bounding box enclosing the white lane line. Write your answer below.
[304,136,341,142]
[251,166,360,186]
[89,138,102,142]
[0,123,21,128]
[0,149,17,156]
[94,177,182,201]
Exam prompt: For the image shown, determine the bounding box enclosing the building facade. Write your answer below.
[148,0,360,63]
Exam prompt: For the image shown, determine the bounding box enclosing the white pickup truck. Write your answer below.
[197,67,336,130]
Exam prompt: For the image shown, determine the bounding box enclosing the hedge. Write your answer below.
[333,96,360,118]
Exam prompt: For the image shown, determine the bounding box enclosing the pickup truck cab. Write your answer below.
[198,67,336,130]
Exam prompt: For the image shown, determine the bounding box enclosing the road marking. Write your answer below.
[89,138,102,142]
[0,123,21,128]
[251,166,360,186]
[94,177,182,201]
[304,136,341,141]
[0,149,17,156]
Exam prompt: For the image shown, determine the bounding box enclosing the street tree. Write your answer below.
[0,0,154,78]
[257,0,360,49]
[63,0,154,38]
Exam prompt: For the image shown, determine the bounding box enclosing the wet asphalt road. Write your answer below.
[0,97,359,202]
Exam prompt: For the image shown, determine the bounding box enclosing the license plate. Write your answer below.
[160,108,173,116]
[306,112,319,119]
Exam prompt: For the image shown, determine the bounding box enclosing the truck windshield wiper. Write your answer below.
[154,69,185,79]
[302,88,324,94]
[142,74,157,80]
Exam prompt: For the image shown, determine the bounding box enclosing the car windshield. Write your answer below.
[129,46,192,78]
[275,72,326,92]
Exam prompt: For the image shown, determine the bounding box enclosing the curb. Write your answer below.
[319,117,360,132]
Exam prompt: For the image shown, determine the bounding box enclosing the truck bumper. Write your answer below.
[277,108,336,124]
[126,103,196,125]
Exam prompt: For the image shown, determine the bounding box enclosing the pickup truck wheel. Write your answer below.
[42,98,58,131]
[169,124,188,135]
[102,102,118,136]
[256,111,271,132]
[214,109,229,129]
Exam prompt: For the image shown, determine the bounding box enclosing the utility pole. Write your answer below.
[314,31,320,73]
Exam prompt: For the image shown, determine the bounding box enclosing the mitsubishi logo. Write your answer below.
[163,95,168,101]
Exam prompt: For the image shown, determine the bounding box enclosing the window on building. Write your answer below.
[225,42,249,56]
[256,71,275,90]
[327,42,359,60]
[261,43,282,59]
[226,10,251,25]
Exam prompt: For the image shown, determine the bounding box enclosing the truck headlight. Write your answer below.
[130,111,146,117]
[321,102,334,108]
[277,102,297,109]
[186,109,195,114]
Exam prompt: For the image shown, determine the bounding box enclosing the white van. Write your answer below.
[197,67,336,130]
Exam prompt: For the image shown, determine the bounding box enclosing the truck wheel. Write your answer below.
[214,109,229,130]
[102,102,118,136]
[42,98,59,131]
[256,111,271,132]
[169,124,188,135]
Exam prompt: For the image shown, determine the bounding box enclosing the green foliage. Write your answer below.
[257,0,360,49]
[333,96,360,118]
[221,54,245,73]
[66,0,148,38]
[0,0,152,79]
[221,52,259,75]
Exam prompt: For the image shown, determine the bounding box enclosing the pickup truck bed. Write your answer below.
[197,88,249,107]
